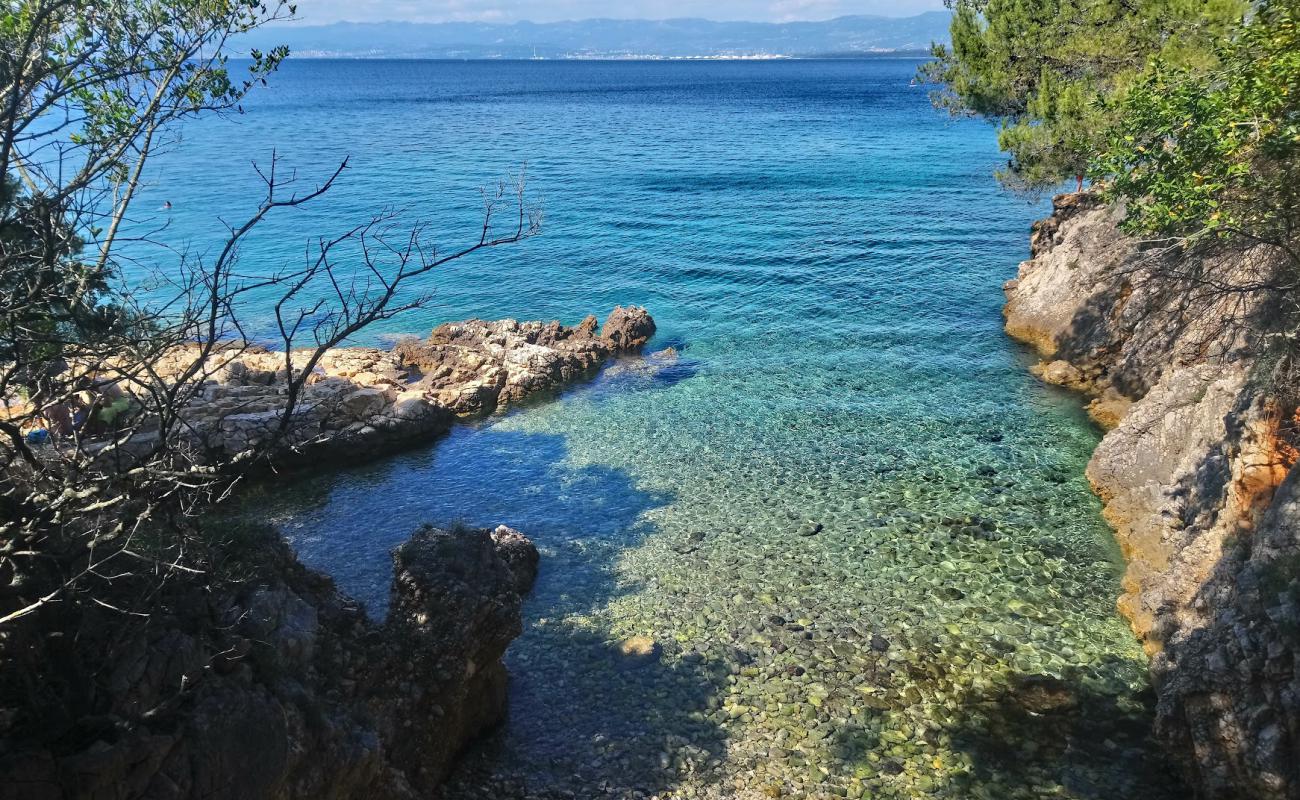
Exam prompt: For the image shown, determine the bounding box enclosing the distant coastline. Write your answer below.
[266,51,934,61]
[235,13,950,60]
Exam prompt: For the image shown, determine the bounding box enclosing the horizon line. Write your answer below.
[269,11,951,29]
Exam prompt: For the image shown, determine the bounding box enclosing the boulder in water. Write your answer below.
[600,305,656,350]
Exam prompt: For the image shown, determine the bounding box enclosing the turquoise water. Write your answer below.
[146,60,1181,798]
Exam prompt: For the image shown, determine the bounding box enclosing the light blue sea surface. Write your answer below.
[139,60,1182,799]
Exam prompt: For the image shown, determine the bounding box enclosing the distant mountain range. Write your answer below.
[236,13,952,59]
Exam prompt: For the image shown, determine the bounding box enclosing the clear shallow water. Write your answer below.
[146,60,1182,799]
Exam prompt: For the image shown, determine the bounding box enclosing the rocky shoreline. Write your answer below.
[4,522,540,800]
[168,305,655,468]
[1004,194,1299,798]
[0,308,654,800]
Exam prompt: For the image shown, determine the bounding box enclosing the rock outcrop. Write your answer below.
[164,307,654,466]
[0,524,539,800]
[1005,194,1299,798]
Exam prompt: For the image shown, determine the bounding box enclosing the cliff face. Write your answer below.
[1004,195,1300,798]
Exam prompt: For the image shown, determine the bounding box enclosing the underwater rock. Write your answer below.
[617,636,662,668]
[1011,674,1078,714]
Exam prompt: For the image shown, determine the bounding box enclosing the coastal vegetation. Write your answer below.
[1097,0,1300,268]
[923,0,1248,191]
[928,0,1300,368]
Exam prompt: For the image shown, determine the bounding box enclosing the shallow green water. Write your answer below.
[189,59,1187,799]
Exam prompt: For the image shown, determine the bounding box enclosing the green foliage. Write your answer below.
[0,175,118,373]
[0,0,291,386]
[1096,0,1300,267]
[923,0,1247,190]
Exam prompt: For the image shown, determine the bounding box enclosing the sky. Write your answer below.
[290,0,948,24]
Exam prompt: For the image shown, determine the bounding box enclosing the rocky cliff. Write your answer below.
[1005,194,1299,798]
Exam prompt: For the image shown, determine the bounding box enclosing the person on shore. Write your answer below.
[42,401,75,436]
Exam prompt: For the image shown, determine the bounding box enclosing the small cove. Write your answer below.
[150,59,1183,798]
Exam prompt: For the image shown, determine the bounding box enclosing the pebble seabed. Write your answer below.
[258,346,1187,800]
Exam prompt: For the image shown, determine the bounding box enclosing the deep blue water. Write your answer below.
[136,60,1179,799]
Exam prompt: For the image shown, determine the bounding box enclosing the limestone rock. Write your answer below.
[600,305,656,350]
[1007,191,1297,799]
[341,387,386,420]
[490,525,540,595]
[1032,359,1085,388]
[116,307,653,469]
[0,522,541,800]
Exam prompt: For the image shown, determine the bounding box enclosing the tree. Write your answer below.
[0,0,536,754]
[922,0,1247,191]
[1096,0,1300,270]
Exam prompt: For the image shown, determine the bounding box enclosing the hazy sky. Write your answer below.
[290,0,948,24]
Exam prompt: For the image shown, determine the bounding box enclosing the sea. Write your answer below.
[130,59,1183,799]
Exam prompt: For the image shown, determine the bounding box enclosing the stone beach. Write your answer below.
[259,300,1183,798]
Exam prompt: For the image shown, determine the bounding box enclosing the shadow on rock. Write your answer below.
[238,427,731,799]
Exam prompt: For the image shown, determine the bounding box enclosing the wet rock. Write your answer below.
[870,635,890,653]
